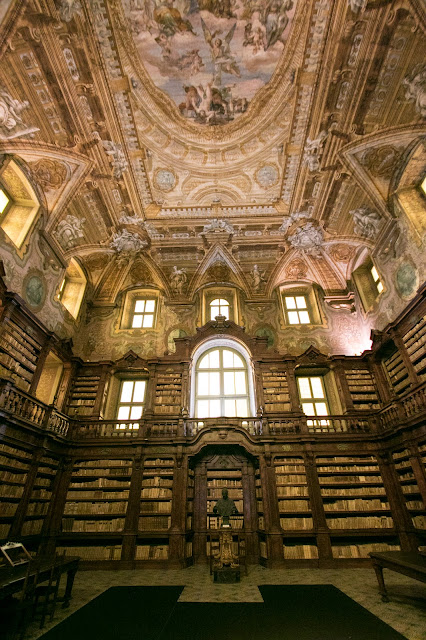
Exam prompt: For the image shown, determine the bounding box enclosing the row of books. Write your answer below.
[0,332,38,363]
[284,545,318,559]
[0,339,37,370]
[140,502,171,513]
[321,487,386,496]
[207,489,242,499]
[1,486,24,498]
[275,466,305,474]
[327,516,394,528]
[141,488,172,498]
[136,545,168,559]
[67,490,130,499]
[75,460,131,468]
[31,488,52,499]
[142,478,173,487]
[62,519,125,532]
[0,353,33,381]
[144,459,174,467]
[405,501,425,510]
[1,503,18,516]
[73,468,130,476]
[317,465,379,472]
[0,444,31,459]
[275,475,306,483]
[57,545,122,560]
[277,486,309,496]
[0,471,27,483]
[207,479,241,487]
[280,517,313,530]
[0,456,29,471]
[26,503,49,515]
[412,516,426,528]
[64,503,127,515]
[319,476,382,484]
[207,516,244,529]
[22,519,43,535]
[69,479,131,488]
[138,516,171,530]
[332,543,400,558]
[278,500,310,511]
[317,457,376,463]
[323,499,390,511]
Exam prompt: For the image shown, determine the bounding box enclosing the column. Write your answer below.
[122,454,143,562]
[304,451,333,566]
[330,360,354,413]
[169,453,188,566]
[193,462,207,562]
[259,452,283,565]
[242,460,258,563]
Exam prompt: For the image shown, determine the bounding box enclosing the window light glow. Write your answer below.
[421,176,426,196]
[0,189,9,214]
[116,380,146,429]
[370,265,384,296]
[132,299,156,328]
[284,295,310,325]
[210,298,229,320]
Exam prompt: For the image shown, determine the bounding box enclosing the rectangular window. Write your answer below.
[297,376,329,426]
[116,380,146,429]
[370,266,383,294]
[284,296,310,325]
[132,299,156,328]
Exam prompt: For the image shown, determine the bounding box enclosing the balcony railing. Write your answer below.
[0,378,70,437]
[1,376,425,441]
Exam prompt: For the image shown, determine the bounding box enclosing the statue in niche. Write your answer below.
[170,266,187,295]
[213,488,238,527]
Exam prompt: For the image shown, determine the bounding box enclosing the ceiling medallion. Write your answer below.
[153,168,177,192]
[123,0,298,127]
[254,163,279,189]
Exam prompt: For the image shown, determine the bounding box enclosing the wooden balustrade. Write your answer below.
[1,375,426,441]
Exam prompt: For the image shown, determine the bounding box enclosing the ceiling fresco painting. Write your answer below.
[124,0,297,125]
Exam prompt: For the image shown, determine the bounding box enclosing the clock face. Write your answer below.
[154,169,176,192]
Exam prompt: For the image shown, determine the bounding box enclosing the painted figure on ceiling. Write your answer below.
[154,0,195,37]
[201,19,240,85]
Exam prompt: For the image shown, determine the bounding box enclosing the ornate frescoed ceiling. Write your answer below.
[0,0,425,356]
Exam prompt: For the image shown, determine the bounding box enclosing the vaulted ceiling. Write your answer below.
[0,0,425,318]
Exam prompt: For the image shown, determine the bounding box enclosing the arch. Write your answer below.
[190,337,256,418]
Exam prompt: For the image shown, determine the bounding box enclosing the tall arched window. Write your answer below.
[195,347,250,418]
[210,298,229,320]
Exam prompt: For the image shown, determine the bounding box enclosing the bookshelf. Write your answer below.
[61,459,131,558]
[22,454,59,537]
[154,370,182,415]
[383,349,410,396]
[206,469,244,531]
[316,455,397,559]
[0,318,43,392]
[256,468,264,532]
[392,448,426,532]
[274,456,317,560]
[262,369,290,412]
[402,315,426,382]
[345,368,380,410]
[67,372,101,416]
[139,458,174,532]
[0,443,32,540]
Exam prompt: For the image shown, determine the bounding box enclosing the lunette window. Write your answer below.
[116,380,146,429]
[195,347,249,418]
[297,376,329,426]
[284,295,310,325]
[132,299,156,328]
[210,298,229,320]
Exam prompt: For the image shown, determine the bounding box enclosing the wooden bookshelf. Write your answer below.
[154,370,182,415]
[61,459,131,550]
[139,458,174,534]
[383,349,410,396]
[67,372,101,416]
[262,368,290,412]
[256,468,264,532]
[0,318,43,392]
[392,448,426,532]
[0,443,32,540]
[345,368,380,410]
[316,455,397,559]
[206,468,244,531]
[22,454,59,537]
[402,314,426,382]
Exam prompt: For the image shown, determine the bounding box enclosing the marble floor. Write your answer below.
[25,565,426,640]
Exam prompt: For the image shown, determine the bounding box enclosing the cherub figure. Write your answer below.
[201,18,240,85]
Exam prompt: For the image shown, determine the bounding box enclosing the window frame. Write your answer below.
[352,257,384,313]
[190,338,256,418]
[115,378,147,430]
[297,375,330,427]
[283,294,311,325]
[131,297,157,329]
[56,259,87,320]
[209,298,230,321]
[0,159,40,252]
[119,289,160,331]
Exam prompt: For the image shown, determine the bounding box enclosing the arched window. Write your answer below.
[194,347,250,418]
[0,158,40,250]
[57,258,87,319]
[210,298,229,320]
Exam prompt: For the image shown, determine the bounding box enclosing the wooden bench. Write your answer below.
[369,551,426,602]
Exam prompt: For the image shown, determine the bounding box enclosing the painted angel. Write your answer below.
[263,0,293,50]
[201,18,240,85]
